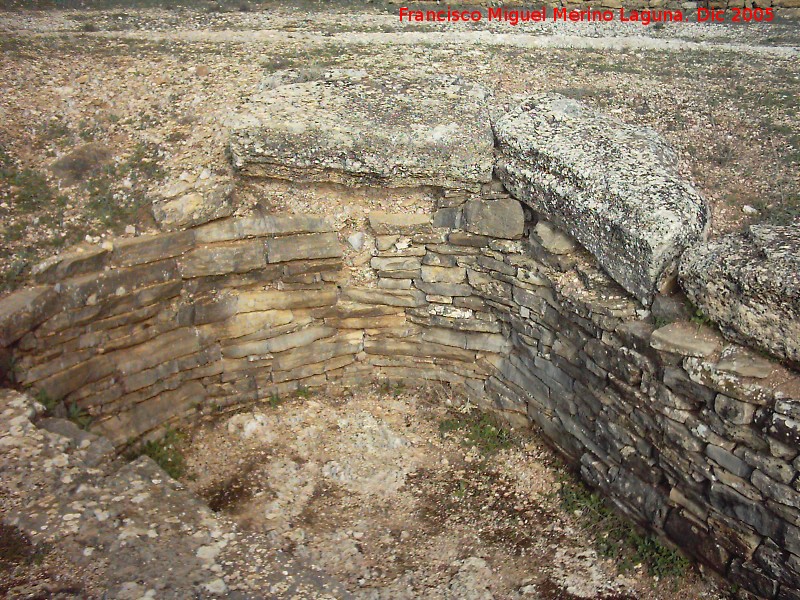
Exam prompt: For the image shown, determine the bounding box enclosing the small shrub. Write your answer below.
[294,386,311,399]
[42,119,71,142]
[378,380,405,397]
[34,389,60,415]
[453,480,468,499]
[689,307,715,329]
[653,316,672,329]
[67,402,92,430]
[50,142,112,186]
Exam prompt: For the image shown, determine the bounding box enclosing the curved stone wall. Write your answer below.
[1,82,798,598]
[1,200,799,599]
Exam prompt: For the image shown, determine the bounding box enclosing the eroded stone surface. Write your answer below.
[651,322,723,358]
[0,390,352,599]
[493,93,710,305]
[152,177,235,230]
[679,224,800,366]
[229,71,494,191]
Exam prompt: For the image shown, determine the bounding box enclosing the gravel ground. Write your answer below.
[182,383,732,600]
[0,3,798,293]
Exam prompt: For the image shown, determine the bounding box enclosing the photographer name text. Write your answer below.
[399,6,776,25]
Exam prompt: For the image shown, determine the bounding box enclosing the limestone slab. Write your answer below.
[179,241,266,278]
[238,289,337,312]
[33,244,109,284]
[494,93,709,305]
[420,265,467,285]
[0,286,57,346]
[370,256,422,272]
[195,214,333,243]
[680,224,800,366]
[368,212,431,236]
[112,230,195,267]
[650,322,722,358]
[463,197,524,240]
[152,181,234,230]
[266,232,342,264]
[341,288,426,308]
[230,71,494,191]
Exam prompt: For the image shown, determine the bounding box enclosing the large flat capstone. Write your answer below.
[679,223,800,366]
[493,93,709,305]
[229,70,494,191]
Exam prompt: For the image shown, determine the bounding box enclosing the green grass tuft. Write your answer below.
[34,389,60,414]
[439,412,515,456]
[66,402,93,430]
[267,392,283,408]
[137,427,186,479]
[558,476,690,579]
[294,386,312,399]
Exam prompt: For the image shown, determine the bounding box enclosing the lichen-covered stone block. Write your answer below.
[680,224,800,366]
[493,93,709,305]
[230,71,494,191]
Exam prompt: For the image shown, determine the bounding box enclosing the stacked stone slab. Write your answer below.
[229,70,495,192]
[1,80,799,599]
[680,223,800,368]
[493,93,709,306]
[2,205,798,599]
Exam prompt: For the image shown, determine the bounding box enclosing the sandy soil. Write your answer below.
[182,383,732,600]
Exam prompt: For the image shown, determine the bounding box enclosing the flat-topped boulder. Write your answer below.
[229,70,494,191]
[680,223,800,366]
[493,93,709,306]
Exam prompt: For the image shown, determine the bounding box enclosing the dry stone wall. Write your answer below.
[1,79,799,598]
[1,196,799,599]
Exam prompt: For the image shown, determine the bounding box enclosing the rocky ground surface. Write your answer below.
[181,382,730,600]
[0,2,798,294]
[0,387,353,599]
[1,382,734,599]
